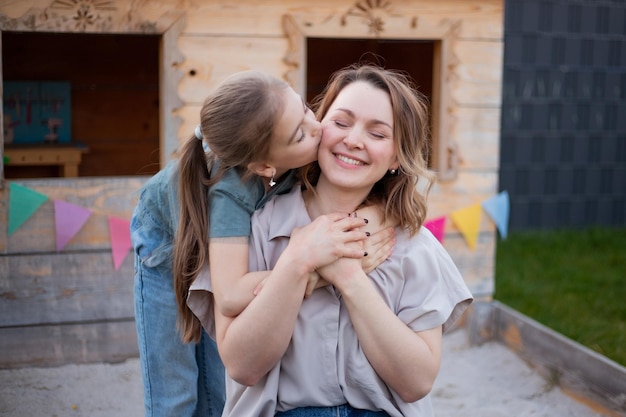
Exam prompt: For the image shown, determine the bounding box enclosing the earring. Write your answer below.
[269,174,276,187]
[390,169,397,175]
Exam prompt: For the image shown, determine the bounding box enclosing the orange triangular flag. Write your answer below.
[450,203,482,250]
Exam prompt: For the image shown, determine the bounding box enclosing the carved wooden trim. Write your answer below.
[0,0,159,33]
[283,4,461,180]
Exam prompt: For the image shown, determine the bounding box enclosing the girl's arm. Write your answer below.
[316,257,442,403]
[209,237,269,317]
[213,213,368,385]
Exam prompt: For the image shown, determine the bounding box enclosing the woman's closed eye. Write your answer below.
[370,130,388,140]
[333,119,350,128]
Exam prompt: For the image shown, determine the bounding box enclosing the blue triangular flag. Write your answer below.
[482,190,509,239]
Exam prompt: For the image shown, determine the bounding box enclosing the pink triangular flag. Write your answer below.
[424,216,446,243]
[108,216,132,271]
[450,203,482,250]
[54,200,93,251]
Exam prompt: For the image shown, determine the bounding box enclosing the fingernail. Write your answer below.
[365,232,371,237]
[364,218,369,224]
[364,251,368,257]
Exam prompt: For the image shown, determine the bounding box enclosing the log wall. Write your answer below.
[0,0,504,367]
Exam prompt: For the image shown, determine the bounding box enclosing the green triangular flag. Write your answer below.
[8,183,49,235]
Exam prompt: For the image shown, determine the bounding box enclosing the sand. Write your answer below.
[0,328,609,417]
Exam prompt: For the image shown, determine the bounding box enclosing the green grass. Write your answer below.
[494,227,626,367]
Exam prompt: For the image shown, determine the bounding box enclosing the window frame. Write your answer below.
[282,13,460,181]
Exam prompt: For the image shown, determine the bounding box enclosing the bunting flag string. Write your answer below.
[7,182,133,269]
[6,182,511,269]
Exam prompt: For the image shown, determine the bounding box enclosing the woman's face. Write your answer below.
[318,81,398,192]
[266,87,321,175]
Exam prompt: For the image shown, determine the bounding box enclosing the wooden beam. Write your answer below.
[0,320,138,369]
[466,301,626,416]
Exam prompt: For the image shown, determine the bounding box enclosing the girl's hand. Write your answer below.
[362,226,395,273]
[353,205,396,274]
[304,271,330,297]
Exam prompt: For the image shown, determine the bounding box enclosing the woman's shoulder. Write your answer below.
[252,186,307,239]
[390,226,461,277]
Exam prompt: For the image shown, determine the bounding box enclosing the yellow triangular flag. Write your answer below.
[450,203,482,250]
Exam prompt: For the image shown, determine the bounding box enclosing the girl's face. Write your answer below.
[318,81,399,192]
[267,87,321,175]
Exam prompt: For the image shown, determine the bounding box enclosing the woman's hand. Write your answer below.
[315,243,363,288]
[286,212,370,273]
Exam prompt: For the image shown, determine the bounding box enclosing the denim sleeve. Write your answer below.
[130,186,174,269]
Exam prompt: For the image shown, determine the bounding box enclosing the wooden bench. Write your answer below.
[4,144,88,177]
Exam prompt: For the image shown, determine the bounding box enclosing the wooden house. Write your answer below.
[0,0,504,367]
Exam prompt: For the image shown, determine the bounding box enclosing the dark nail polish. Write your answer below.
[365,232,371,237]
[364,218,369,224]
[364,252,368,257]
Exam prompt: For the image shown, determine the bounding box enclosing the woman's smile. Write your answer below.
[334,153,365,167]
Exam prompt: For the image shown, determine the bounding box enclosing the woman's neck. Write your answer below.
[304,176,371,219]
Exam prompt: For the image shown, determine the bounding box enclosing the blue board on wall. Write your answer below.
[3,81,72,145]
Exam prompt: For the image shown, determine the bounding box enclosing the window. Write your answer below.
[2,32,160,179]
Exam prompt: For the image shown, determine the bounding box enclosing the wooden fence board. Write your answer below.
[0,253,134,327]
[467,302,626,417]
[0,320,138,369]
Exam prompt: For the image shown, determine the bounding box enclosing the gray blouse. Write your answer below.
[189,186,473,417]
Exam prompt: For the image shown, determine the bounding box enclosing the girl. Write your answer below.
[131,70,394,417]
[203,64,474,416]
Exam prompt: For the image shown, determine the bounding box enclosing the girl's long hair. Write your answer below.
[174,71,288,343]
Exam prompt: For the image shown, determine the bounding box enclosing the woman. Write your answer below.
[204,64,473,416]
